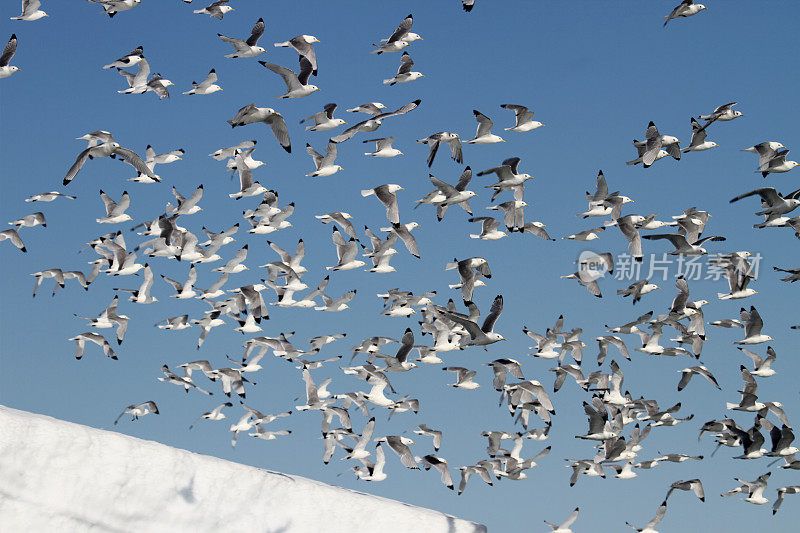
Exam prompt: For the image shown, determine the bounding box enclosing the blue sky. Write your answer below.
[1,1,799,530]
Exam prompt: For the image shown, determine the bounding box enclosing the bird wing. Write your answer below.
[246,18,266,46]
[0,34,17,67]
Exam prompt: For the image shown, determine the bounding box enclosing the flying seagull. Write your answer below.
[227,104,291,153]
[114,401,158,425]
[258,56,320,98]
[218,18,266,58]
[193,0,233,19]
[274,35,320,75]
[383,52,424,85]
[182,69,222,95]
[11,1,49,21]
[664,1,707,26]
[0,34,20,79]
[417,132,463,167]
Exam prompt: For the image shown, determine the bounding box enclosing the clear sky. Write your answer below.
[1,1,799,531]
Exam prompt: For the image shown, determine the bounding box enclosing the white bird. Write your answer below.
[383,52,424,85]
[372,14,414,54]
[442,367,480,390]
[443,294,505,346]
[9,212,45,229]
[227,104,291,153]
[300,103,346,131]
[68,332,116,360]
[363,137,402,157]
[259,56,320,98]
[189,402,232,429]
[218,18,266,58]
[500,104,543,132]
[639,121,680,167]
[664,0,707,26]
[306,141,343,177]
[417,132,463,168]
[24,191,76,203]
[626,501,667,533]
[466,110,505,144]
[96,190,132,224]
[102,46,143,70]
[274,35,320,75]
[0,34,19,79]
[183,68,222,95]
[87,0,141,18]
[114,401,158,425]
[734,306,773,345]
[361,184,403,224]
[544,507,580,533]
[114,264,158,304]
[162,265,198,299]
[11,1,48,21]
[682,117,718,152]
[758,149,799,178]
[193,0,233,19]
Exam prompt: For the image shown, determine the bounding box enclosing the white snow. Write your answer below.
[0,405,486,533]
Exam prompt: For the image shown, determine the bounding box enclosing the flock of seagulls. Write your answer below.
[3,2,799,531]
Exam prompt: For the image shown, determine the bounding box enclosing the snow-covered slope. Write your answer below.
[0,406,486,533]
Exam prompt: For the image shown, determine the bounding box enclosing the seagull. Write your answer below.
[114,264,158,304]
[416,455,453,490]
[383,52,424,85]
[87,0,141,18]
[462,0,476,12]
[544,507,580,533]
[372,14,414,54]
[627,140,669,166]
[478,157,533,201]
[665,479,705,502]
[189,402,233,429]
[739,346,777,377]
[193,0,233,19]
[500,104,543,132]
[773,486,800,515]
[442,367,480,390]
[96,190,132,224]
[155,315,191,330]
[32,268,64,297]
[166,184,203,215]
[0,34,19,79]
[363,137,402,157]
[375,435,418,469]
[664,1,707,26]
[417,132,462,167]
[63,141,156,186]
[210,140,256,161]
[361,184,403,224]
[218,18,266,58]
[443,295,505,346]
[258,56,320,98]
[468,217,507,240]
[182,68,222,94]
[227,104,291,153]
[274,35,320,75]
[74,295,129,345]
[316,212,358,240]
[331,99,421,143]
[417,169,477,221]
[625,501,667,532]
[413,424,443,451]
[306,141,342,177]
[699,102,743,127]
[722,472,771,504]
[735,306,773,345]
[114,401,158,425]
[102,46,143,70]
[639,121,680,167]
[466,110,505,144]
[25,191,76,202]
[682,117,718,152]
[347,102,387,115]
[617,280,659,304]
[326,232,365,271]
[68,332,116,360]
[642,233,726,256]
[11,1,49,21]
[300,103,346,131]
[677,366,720,391]
[741,142,787,172]
[758,150,799,178]
[162,264,198,299]
[9,212,45,229]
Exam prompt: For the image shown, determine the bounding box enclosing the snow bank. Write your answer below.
[0,406,486,533]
